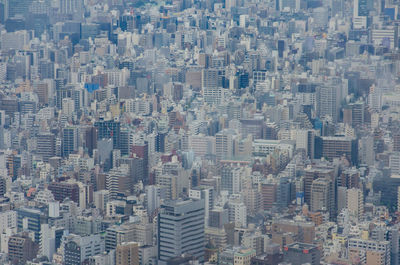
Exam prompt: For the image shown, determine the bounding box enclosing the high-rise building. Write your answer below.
[131,142,149,183]
[62,127,78,158]
[106,166,132,199]
[276,177,293,209]
[209,207,229,228]
[85,126,97,157]
[303,166,335,207]
[347,188,364,220]
[221,166,241,195]
[16,207,44,243]
[315,136,358,165]
[216,129,235,160]
[158,199,205,264]
[0,176,7,197]
[316,85,341,123]
[261,181,277,210]
[354,0,369,16]
[63,234,105,265]
[36,132,55,162]
[294,130,315,159]
[48,182,80,204]
[0,210,17,233]
[116,242,139,265]
[8,233,38,265]
[145,185,162,216]
[348,238,390,265]
[393,131,400,152]
[202,68,219,88]
[8,0,34,17]
[310,178,333,217]
[227,199,247,227]
[189,186,214,226]
[353,0,368,28]
[339,168,360,188]
[95,119,121,149]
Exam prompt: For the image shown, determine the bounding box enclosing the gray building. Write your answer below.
[158,199,205,264]
[283,242,321,265]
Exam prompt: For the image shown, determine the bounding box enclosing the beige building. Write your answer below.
[234,248,256,265]
[347,188,364,220]
[367,250,388,265]
[116,242,139,265]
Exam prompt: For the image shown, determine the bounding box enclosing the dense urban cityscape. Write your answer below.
[0,0,400,264]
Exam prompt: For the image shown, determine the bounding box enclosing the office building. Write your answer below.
[36,132,56,162]
[116,242,139,265]
[48,182,80,204]
[63,234,105,265]
[310,178,333,216]
[62,127,78,157]
[95,119,121,149]
[8,233,38,265]
[283,243,321,265]
[158,199,205,264]
[221,166,241,195]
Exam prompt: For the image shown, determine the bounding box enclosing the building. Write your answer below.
[209,207,229,228]
[348,238,390,265]
[283,242,321,265]
[8,233,38,265]
[310,178,333,216]
[315,136,358,165]
[0,210,17,233]
[353,0,368,28]
[16,207,44,243]
[234,248,256,265]
[227,200,247,228]
[36,132,56,162]
[221,166,241,195]
[271,219,315,245]
[145,185,162,216]
[131,142,149,183]
[189,186,214,226]
[303,166,335,205]
[48,182,80,204]
[158,199,205,264]
[116,242,139,265]
[372,27,398,49]
[95,119,121,149]
[105,222,153,252]
[62,127,78,157]
[216,129,235,160]
[261,181,277,210]
[347,188,364,221]
[63,234,105,265]
[316,85,341,123]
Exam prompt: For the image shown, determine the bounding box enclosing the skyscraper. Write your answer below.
[310,178,333,215]
[221,166,241,194]
[62,127,77,158]
[353,0,368,28]
[316,85,341,123]
[354,0,369,17]
[95,119,121,149]
[347,188,364,221]
[158,199,205,264]
[7,0,34,17]
[36,132,55,162]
